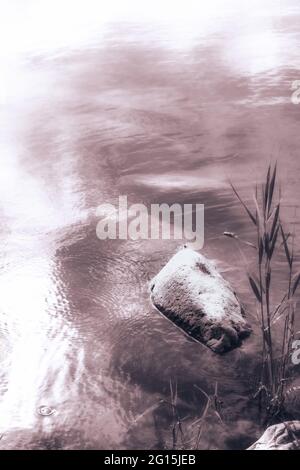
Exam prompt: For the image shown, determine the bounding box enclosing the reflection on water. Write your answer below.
[0,0,300,449]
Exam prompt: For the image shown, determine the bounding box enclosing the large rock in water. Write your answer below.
[150,247,251,353]
[247,422,300,450]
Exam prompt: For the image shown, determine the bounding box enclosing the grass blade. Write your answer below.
[264,165,271,214]
[280,224,292,268]
[270,204,280,242]
[248,274,262,303]
[268,163,277,214]
[230,182,257,225]
[292,272,300,295]
[259,237,264,264]
[269,225,279,259]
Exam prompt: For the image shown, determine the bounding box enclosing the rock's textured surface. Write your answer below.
[150,247,251,353]
[248,422,300,450]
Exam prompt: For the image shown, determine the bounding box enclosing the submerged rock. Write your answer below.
[150,247,251,353]
[248,422,300,450]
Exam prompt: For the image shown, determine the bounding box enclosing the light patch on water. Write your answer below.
[0,0,297,58]
[226,29,300,75]
[0,257,83,432]
[0,145,88,237]
[120,172,226,192]
[1,0,299,110]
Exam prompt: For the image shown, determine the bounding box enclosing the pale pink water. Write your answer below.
[0,0,300,449]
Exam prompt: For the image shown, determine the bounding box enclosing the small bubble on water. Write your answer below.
[37,406,56,416]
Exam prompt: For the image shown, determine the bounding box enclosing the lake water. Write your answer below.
[0,0,300,449]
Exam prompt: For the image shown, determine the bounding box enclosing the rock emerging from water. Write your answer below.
[150,247,251,353]
[247,422,300,450]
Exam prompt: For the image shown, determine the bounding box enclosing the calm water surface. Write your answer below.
[0,0,300,449]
